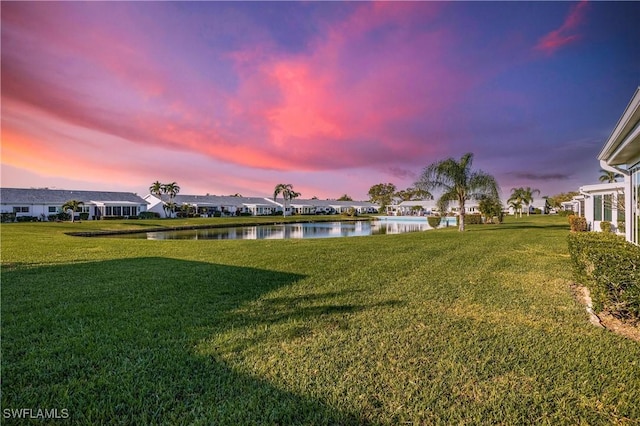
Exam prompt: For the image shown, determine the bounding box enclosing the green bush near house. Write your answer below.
[427,215,441,228]
[456,213,482,226]
[139,211,160,219]
[568,232,640,322]
[600,221,612,233]
[568,214,587,232]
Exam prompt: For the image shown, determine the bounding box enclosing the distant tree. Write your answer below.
[178,203,195,218]
[599,169,623,183]
[273,183,301,217]
[507,187,526,217]
[522,186,540,216]
[509,199,523,218]
[547,191,579,209]
[395,187,432,201]
[149,181,164,199]
[368,183,397,211]
[163,201,177,218]
[478,196,503,223]
[415,153,500,232]
[337,194,353,201]
[163,182,180,200]
[62,200,84,222]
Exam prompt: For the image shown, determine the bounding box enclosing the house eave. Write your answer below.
[598,87,640,166]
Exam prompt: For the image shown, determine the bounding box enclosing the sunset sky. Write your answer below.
[2,1,639,200]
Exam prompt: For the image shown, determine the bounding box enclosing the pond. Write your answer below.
[107,218,455,240]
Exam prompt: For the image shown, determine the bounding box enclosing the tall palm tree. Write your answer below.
[273,183,301,217]
[508,188,523,217]
[62,200,84,222]
[599,169,623,183]
[163,182,180,200]
[415,153,500,231]
[508,199,523,218]
[162,182,180,218]
[522,186,540,216]
[149,181,164,199]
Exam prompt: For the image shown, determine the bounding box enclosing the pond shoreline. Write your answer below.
[65,217,374,237]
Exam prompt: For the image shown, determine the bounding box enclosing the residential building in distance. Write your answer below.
[0,188,148,221]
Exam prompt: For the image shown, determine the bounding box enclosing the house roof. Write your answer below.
[171,194,275,207]
[598,86,640,166]
[579,181,625,194]
[0,188,147,205]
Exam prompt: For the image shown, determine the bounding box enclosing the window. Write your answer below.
[593,195,602,221]
[123,206,131,216]
[48,206,58,213]
[13,206,29,213]
[603,194,613,221]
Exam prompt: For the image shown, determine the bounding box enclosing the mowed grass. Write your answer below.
[1,216,639,424]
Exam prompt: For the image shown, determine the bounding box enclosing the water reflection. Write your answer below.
[113,220,434,240]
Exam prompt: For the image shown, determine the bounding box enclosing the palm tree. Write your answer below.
[62,200,84,222]
[509,199,523,218]
[599,169,623,183]
[149,181,164,199]
[415,153,500,232]
[163,182,180,200]
[521,186,540,216]
[508,187,540,216]
[273,183,301,217]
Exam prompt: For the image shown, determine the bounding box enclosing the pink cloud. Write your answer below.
[535,1,589,54]
[1,1,478,190]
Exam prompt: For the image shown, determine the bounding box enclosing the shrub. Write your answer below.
[139,211,160,219]
[457,214,483,226]
[79,212,90,221]
[567,232,640,322]
[427,216,441,228]
[16,216,38,222]
[1,212,16,223]
[600,221,612,233]
[341,207,357,217]
[568,215,587,232]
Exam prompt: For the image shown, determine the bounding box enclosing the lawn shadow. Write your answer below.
[1,257,373,425]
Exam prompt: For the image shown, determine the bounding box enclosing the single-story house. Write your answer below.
[144,194,281,217]
[144,194,379,217]
[597,86,640,244]
[0,188,148,221]
[387,200,438,216]
[577,182,625,233]
[561,195,585,216]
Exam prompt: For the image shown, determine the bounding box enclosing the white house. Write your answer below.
[561,195,585,216]
[144,194,282,217]
[0,188,148,221]
[597,86,640,244]
[143,194,379,217]
[578,182,625,233]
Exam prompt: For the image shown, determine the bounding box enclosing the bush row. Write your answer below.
[567,232,640,323]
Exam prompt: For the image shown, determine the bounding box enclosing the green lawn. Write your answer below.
[2,216,639,424]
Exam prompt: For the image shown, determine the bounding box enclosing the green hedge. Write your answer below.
[457,214,483,226]
[567,232,640,322]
